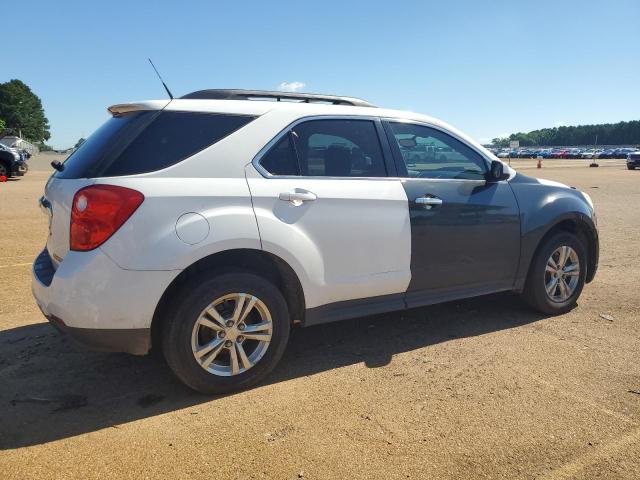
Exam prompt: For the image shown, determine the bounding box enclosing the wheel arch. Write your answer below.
[150,248,305,353]
[517,213,598,291]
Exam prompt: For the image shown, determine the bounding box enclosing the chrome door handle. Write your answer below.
[279,190,317,204]
[415,196,443,209]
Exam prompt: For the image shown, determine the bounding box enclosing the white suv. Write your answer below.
[33,89,598,393]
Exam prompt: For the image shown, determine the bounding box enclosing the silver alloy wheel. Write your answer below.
[191,293,273,376]
[544,246,580,302]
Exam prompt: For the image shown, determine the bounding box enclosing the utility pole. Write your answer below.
[590,134,599,168]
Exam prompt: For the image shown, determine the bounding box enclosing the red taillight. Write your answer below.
[70,185,144,251]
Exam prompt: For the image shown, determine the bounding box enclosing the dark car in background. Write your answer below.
[617,148,636,159]
[627,151,640,170]
[566,148,583,159]
[596,149,614,159]
[0,143,29,178]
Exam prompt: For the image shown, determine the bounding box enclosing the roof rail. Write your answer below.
[180,89,376,107]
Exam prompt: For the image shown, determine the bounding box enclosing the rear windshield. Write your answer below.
[56,111,256,178]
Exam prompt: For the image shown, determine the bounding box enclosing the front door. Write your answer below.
[383,121,521,307]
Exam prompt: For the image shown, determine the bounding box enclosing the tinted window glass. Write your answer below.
[293,120,386,177]
[388,122,487,180]
[56,111,255,178]
[55,111,156,178]
[260,134,299,175]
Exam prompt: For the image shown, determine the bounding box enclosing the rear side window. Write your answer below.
[259,119,387,177]
[56,111,255,178]
[260,134,299,176]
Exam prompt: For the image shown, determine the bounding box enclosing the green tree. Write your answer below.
[492,137,509,148]
[492,120,640,147]
[0,79,50,142]
[0,117,6,134]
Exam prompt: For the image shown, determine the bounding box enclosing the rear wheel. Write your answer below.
[163,272,290,394]
[522,232,587,315]
[628,165,635,170]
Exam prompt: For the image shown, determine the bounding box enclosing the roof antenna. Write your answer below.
[147,58,174,99]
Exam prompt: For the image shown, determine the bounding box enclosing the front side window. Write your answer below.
[259,119,387,177]
[387,122,487,180]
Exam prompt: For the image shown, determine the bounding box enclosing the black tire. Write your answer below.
[522,232,587,315]
[628,165,635,170]
[0,160,11,178]
[162,271,290,394]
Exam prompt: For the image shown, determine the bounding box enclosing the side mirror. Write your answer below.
[398,138,417,148]
[487,160,507,182]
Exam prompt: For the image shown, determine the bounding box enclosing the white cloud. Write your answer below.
[278,81,306,92]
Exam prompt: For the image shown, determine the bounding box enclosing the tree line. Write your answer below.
[0,79,50,144]
[492,120,640,147]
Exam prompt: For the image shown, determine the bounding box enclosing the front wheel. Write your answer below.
[0,161,10,178]
[163,272,290,394]
[628,165,635,170]
[522,232,587,315]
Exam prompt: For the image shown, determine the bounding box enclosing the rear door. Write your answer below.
[383,120,521,307]
[247,117,412,314]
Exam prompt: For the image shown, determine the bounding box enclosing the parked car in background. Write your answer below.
[616,148,636,159]
[0,143,29,178]
[611,148,625,159]
[32,88,599,394]
[538,149,553,158]
[567,148,583,159]
[490,146,639,160]
[627,151,640,170]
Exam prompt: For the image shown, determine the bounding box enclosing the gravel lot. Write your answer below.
[1,155,639,479]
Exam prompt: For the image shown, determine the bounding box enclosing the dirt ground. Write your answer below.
[1,155,639,479]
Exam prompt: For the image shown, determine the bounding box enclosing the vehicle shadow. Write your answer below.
[0,293,546,449]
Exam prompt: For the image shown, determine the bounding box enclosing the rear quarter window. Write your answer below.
[56,111,255,178]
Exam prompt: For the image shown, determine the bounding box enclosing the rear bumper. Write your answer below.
[44,313,150,354]
[32,247,180,355]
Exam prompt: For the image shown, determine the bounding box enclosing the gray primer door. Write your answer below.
[401,178,520,301]
[383,120,521,306]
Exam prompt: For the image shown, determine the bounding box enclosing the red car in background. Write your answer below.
[550,149,570,158]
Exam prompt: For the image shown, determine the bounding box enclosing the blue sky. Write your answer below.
[3,0,639,148]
